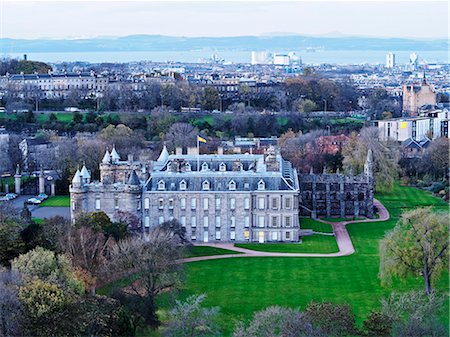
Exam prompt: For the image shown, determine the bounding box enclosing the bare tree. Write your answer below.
[164,122,198,151]
[0,269,23,337]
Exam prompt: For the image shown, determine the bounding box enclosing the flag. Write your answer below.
[197,135,207,143]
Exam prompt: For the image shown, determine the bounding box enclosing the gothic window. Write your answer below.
[258,179,265,190]
[228,180,236,191]
[202,180,210,191]
[157,180,165,191]
[179,180,187,191]
[219,162,226,172]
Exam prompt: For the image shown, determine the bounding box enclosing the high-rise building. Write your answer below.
[385,52,395,68]
[409,52,419,70]
[273,53,290,66]
[251,51,272,65]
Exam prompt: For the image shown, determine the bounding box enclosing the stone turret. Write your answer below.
[364,149,373,178]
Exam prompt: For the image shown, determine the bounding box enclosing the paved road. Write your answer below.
[5,195,70,219]
[179,199,390,263]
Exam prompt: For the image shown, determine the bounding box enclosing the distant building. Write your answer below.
[402,76,437,116]
[385,53,395,68]
[409,52,419,71]
[377,109,449,142]
[7,71,108,99]
[273,54,291,66]
[251,51,272,65]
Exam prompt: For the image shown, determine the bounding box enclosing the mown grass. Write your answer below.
[179,183,449,335]
[39,195,70,207]
[185,246,242,258]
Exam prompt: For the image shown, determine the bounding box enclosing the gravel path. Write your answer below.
[179,199,389,263]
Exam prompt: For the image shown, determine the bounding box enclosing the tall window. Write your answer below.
[230,198,236,210]
[215,216,221,227]
[284,197,292,209]
[230,216,236,228]
[95,199,101,210]
[191,198,197,210]
[258,197,265,210]
[180,198,186,210]
[230,231,236,240]
[157,180,165,190]
[191,216,197,227]
[244,197,250,210]
[203,216,209,227]
[158,198,164,210]
[244,216,250,228]
[168,198,174,209]
[285,216,292,227]
[271,216,278,227]
[258,216,265,227]
[215,198,221,210]
[271,198,278,209]
[215,231,221,240]
[203,198,209,210]
[144,216,150,228]
[158,216,164,224]
[114,199,119,210]
[144,198,150,209]
[180,216,186,227]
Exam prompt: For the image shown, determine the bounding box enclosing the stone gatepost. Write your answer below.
[39,169,45,194]
[14,165,21,195]
[51,181,56,196]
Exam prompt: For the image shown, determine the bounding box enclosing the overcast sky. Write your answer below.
[0,1,448,40]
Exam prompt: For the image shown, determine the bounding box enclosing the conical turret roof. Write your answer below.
[127,170,140,186]
[110,146,120,162]
[72,169,81,184]
[80,165,91,179]
[102,149,111,164]
[157,145,169,162]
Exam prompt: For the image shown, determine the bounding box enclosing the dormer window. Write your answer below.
[201,162,209,171]
[180,179,187,191]
[258,179,266,190]
[202,180,210,191]
[166,162,172,171]
[219,162,226,172]
[228,180,236,191]
[157,180,166,190]
[185,162,191,172]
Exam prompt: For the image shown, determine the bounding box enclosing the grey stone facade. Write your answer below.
[70,146,300,243]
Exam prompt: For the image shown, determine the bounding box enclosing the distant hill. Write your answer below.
[0,34,447,53]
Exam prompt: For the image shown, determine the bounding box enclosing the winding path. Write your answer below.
[179,199,389,263]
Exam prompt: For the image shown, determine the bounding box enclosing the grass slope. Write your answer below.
[180,184,449,334]
[186,246,242,258]
[39,195,70,207]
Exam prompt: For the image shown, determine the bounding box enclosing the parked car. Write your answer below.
[37,193,48,200]
[26,197,42,205]
[5,193,18,200]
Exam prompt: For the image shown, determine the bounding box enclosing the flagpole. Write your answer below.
[197,136,200,172]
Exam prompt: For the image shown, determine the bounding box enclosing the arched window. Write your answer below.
[219,162,226,172]
[179,179,187,191]
[157,180,165,191]
[258,179,266,191]
[202,180,210,191]
[228,180,236,191]
[201,162,209,171]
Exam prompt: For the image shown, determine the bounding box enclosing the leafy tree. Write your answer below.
[0,220,26,266]
[361,311,393,336]
[379,207,449,294]
[49,113,57,122]
[296,99,317,114]
[422,137,449,179]
[233,306,325,337]
[203,87,220,111]
[11,247,84,295]
[163,294,220,337]
[72,112,83,123]
[342,127,399,192]
[19,278,67,318]
[380,291,447,337]
[75,211,128,241]
[304,302,357,337]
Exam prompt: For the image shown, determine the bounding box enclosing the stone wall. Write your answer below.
[298,173,374,218]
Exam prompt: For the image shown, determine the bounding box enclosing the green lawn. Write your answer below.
[39,195,70,207]
[186,246,242,258]
[179,183,449,334]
